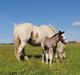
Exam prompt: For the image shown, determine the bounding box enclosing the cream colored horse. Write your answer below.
[13,22,66,62]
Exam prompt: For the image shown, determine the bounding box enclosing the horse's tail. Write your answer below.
[14,36,21,54]
[13,24,21,55]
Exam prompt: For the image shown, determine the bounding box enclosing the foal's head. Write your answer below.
[58,31,67,44]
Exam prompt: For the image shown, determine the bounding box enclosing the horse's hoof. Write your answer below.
[24,56,29,60]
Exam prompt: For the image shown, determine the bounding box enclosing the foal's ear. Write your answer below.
[59,30,62,36]
[59,30,65,35]
[59,30,65,33]
[59,30,62,33]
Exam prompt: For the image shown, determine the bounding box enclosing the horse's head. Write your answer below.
[59,31,67,44]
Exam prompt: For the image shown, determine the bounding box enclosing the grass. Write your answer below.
[0,43,80,75]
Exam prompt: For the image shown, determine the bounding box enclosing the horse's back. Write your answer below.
[39,25,57,37]
[31,25,58,44]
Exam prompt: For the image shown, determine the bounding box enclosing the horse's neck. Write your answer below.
[50,34,60,46]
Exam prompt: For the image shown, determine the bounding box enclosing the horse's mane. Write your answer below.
[47,25,58,33]
[50,32,59,38]
[39,24,58,32]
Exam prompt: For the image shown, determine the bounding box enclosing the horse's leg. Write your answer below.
[41,42,45,63]
[17,41,26,61]
[21,47,29,60]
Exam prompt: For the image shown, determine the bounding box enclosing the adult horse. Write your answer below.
[13,22,66,61]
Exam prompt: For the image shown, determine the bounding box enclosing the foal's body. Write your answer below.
[42,31,65,65]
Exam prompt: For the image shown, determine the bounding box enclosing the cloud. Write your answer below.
[72,21,80,26]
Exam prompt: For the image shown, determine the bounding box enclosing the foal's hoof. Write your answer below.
[49,64,52,66]
[46,62,48,64]
[42,60,44,63]
[56,60,59,63]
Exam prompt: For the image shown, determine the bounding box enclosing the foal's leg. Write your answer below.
[49,48,53,65]
[17,41,26,61]
[45,51,49,64]
[55,51,59,63]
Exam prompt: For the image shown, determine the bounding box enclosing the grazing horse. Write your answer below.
[41,31,66,65]
[13,23,57,61]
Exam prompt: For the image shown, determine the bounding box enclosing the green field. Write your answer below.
[0,43,80,75]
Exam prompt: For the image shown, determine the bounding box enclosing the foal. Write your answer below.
[41,31,66,65]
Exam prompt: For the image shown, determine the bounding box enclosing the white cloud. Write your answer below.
[72,21,80,26]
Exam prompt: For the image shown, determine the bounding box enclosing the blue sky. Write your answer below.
[0,0,80,43]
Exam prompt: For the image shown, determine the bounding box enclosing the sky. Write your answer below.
[0,0,80,43]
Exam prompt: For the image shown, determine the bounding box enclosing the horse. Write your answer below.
[41,31,66,65]
[13,22,66,62]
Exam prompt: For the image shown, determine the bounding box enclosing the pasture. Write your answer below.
[0,43,80,75]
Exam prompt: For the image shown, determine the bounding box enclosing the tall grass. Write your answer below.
[0,43,80,75]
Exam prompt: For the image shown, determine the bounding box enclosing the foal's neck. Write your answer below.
[51,34,60,46]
